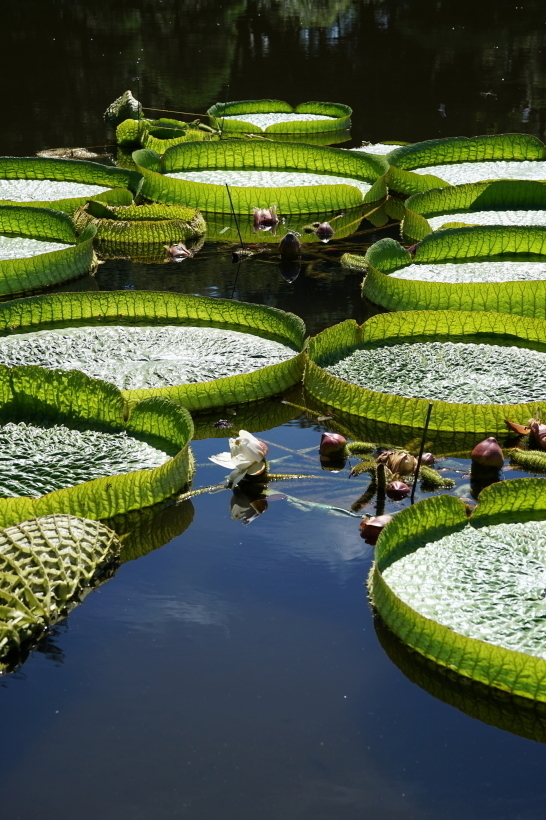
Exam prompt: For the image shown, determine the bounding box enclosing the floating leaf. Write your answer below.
[371,478,546,703]
[0,205,96,296]
[0,291,306,412]
[304,310,546,434]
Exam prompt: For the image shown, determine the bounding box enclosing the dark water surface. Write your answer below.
[2,2,546,818]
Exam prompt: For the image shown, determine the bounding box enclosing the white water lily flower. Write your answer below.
[209,430,268,486]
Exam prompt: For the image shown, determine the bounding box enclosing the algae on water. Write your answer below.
[324,340,546,404]
[0,325,297,390]
[0,422,169,498]
[382,520,546,660]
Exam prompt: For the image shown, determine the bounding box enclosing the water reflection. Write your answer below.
[375,615,546,745]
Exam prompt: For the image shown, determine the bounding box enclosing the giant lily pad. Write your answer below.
[0,291,306,412]
[304,310,546,434]
[73,200,206,254]
[133,141,388,215]
[116,117,215,153]
[371,478,546,703]
[355,226,546,318]
[386,134,546,195]
[0,205,97,296]
[403,180,546,242]
[0,365,193,529]
[207,99,352,136]
[0,514,120,670]
[0,156,140,214]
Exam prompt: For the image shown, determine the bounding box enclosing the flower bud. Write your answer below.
[386,480,410,500]
[376,450,417,476]
[359,514,393,545]
[530,422,546,450]
[319,432,347,456]
[279,232,301,260]
[316,222,334,241]
[421,452,435,466]
[470,437,504,469]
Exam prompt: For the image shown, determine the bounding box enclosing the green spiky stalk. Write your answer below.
[419,465,455,489]
[510,449,546,473]
[344,441,377,455]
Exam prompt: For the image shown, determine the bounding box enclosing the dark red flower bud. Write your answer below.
[319,432,347,456]
[420,452,435,466]
[359,514,393,545]
[279,232,301,260]
[315,222,334,241]
[530,422,546,450]
[386,480,411,500]
[471,437,504,469]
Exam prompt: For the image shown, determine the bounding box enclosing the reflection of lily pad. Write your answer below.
[192,392,301,440]
[203,207,368,244]
[301,390,501,456]
[133,142,388,215]
[371,478,546,703]
[105,499,194,563]
[304,310,546,433]
[375,616,546,744]
[0,291,307,412]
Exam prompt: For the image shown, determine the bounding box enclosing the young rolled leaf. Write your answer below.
[133,141,387,214]
[0,514,120,668]
[73,200,206,252]
[359,226,546,318]
[371,478,546,703]
[387,134,546,195]
[0,291,307,412]
[0,156,140,214]
[0,365,194,529]
[0,205,97,297]
[207,99,352,135]
[304,310,546,434]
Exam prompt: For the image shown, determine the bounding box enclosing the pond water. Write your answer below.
[3,1,546,818]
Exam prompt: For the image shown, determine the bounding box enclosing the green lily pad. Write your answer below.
[0,156,140,214]
[0,291,307,412]
[0,205,97,297]
[133,141,388,215]
[207,99,352,135]
[0,514,120,670]
[371,477,546,703]
[387,134,546,195]
[304,309,546,433]
[356,226,546,318]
